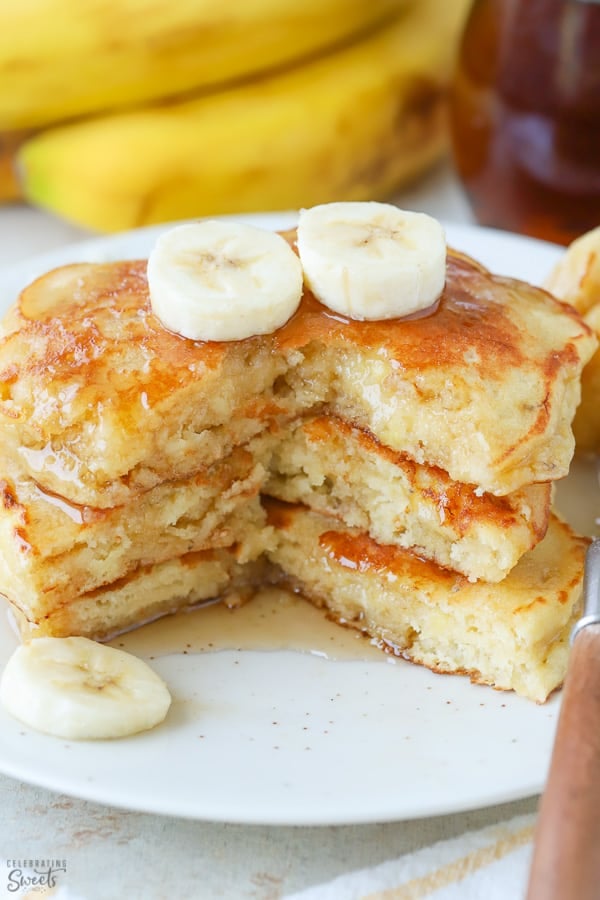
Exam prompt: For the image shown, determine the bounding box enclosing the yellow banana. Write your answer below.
[0,0,404,129]
[17,0,471,232]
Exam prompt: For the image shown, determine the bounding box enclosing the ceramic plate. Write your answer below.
[0,217,596,824]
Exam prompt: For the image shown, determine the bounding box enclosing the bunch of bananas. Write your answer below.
[0,0,471,232]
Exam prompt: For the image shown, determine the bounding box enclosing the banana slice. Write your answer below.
[147,221,303,341]
[297,201,446,320]
[0,637,171,740]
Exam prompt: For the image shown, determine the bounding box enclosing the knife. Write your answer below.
[527,539,600,900]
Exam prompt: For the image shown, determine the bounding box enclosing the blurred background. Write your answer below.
[0,0,598,244]
[0,0,472,234]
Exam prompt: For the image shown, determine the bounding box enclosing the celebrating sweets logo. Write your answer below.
[5,859,67,895]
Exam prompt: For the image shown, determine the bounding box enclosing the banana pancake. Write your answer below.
[12,550,270,644]
[0,414,550,627]
[0,225,595,701]
[264,415,551,583]
[0,245,594,506]
[0,443,270,618]
[265,499,588,703]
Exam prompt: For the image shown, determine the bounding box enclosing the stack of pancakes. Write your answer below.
[0,240,595,701]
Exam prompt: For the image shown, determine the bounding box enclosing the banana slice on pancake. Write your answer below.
[147,220,303,341]
[297,201,446,320]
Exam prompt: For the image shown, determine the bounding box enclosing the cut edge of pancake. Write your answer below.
[7,502,587,703]
[265,500,587,703]
[0,248,594,704]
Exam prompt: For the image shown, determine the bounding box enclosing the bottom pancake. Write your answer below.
[265,500,587,702]
[0,444,268,618]
[13,545,271,642]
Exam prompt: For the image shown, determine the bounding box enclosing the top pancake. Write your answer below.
[0,241,595,506]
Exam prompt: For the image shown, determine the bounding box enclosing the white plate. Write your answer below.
[0,217,595,825]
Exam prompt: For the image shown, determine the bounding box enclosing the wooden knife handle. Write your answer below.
[527,623,600,900]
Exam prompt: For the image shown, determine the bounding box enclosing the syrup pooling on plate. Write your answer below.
[110,587,390,663]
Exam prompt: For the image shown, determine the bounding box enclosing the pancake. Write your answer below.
[265,499,588,702]
[0,261,297,508]
[0,245,594,507]
[0,412,550,629]
[0,443,270,619]
[0,233,594,702]
[278,250,595,496]
[264,415,551,582]
[13,550,270,642]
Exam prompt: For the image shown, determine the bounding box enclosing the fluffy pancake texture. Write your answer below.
[0,233,594,701]
[0,248,595,503]
[13,552,270,643]
[264,416,551,583]
[0,444,270,619]
[0,261,295,507]
[265,500,587,703]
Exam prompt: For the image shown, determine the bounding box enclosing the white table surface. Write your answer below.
[0,162,539,900]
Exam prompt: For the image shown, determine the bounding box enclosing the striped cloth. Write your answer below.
[285,814,535,900]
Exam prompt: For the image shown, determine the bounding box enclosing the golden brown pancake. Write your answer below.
[0,246,594,506]
[265,499,588,702]
[264,415,551,582]
[0,410,550,628]
[0,234,594,701]
[0,444,270,619]
[13,550,270,643]
[0,261,293,507]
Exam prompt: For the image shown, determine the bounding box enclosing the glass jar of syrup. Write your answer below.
[450,0,600,245]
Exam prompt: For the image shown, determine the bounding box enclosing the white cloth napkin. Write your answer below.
[285,814,535,900]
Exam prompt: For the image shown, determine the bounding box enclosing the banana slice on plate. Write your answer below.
[147,220,304,341]
[297,201,446,320]
[0,637,171,740]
